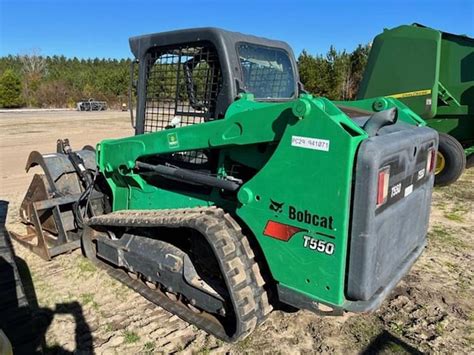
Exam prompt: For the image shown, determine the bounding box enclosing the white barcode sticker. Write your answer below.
[404,184,413,197]
[291,136,330,152]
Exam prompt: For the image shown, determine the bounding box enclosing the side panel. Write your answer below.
[358,25,441,119]
[439,32,474,114]
[236,98,365,306]
[427,117,474,144]
[436,32,474,146]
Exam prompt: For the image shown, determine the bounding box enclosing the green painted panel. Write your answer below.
[358,24,474,148]
[357,25,441,119]
[439,31,474,112]
[236,97,365,305]
[427,117,474,144]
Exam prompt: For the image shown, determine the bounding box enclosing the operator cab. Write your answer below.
[129,27,300,135]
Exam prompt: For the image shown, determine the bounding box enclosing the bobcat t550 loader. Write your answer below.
[10,28,438,341]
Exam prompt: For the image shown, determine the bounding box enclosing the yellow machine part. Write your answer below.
[435,151,446,175]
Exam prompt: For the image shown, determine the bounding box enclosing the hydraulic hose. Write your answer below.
[363,107,398,137]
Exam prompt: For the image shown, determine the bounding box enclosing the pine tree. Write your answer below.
[0,69,23,108]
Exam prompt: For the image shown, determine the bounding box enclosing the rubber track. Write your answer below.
[83,207,272,342]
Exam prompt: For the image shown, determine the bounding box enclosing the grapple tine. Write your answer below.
[9,141,100,261]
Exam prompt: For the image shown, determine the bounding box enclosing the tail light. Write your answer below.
[426,147,436,174]
[376,166,390,207]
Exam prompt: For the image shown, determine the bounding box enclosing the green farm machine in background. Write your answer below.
[10,28,438,341]
[358,24,474,186]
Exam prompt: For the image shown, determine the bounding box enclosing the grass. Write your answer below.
[108,278,130,301]
[429,224,448,238]
[458,277,470,295]
[143,341,155,352]
[467,312,474,346]
[80,293,99,310]
[438,232,468,249]
[428,224,468,250]
[123,330,140,344]
[444,212,464,222]
[33,279,56,307]
[440,180,474,202]
[389,322,405,337]
[236,334,253,351]
[77,258,96,274]
[435,321,446,336]
[444,203,469,223]
[344,316,382,346]
[443,261,459,273]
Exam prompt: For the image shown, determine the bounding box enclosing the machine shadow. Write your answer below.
[361,330,422,354]
[0,200,94,354]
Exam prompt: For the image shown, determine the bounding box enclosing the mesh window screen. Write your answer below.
[238,43,295,99]
[144,42,222,133]
[143,42,222,165]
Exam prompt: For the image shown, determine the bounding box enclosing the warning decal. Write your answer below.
[387,89,432,99]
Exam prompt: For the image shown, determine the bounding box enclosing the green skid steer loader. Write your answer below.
[10,28,438,341]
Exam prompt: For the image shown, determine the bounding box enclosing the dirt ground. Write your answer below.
[1,110,473,354]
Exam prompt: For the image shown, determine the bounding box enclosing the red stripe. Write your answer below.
[263,220,304,242]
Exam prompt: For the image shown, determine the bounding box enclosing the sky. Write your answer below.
[0,0,473,59]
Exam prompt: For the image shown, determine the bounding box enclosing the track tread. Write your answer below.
[85,207,272,341]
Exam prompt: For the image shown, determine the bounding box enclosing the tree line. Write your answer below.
[0,44,370,109]
[0,55,131,108]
